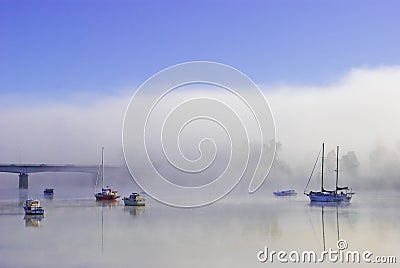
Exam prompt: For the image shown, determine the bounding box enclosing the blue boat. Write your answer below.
[273,190,297,196]
[307,190,352,202]
[304,143,354,203]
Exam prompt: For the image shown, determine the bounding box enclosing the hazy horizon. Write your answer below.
[1,66,400,191]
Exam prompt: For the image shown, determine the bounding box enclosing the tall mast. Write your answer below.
[335,146,339,194]
[321,143,325,192]
[101,147,104,188]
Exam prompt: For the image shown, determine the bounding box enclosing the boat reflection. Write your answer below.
[123,206,145,216]
[308,202,350,251]
[95,199,118,208]
[24,214,44,227]
[309,201,350,208]
[43,193,54,200]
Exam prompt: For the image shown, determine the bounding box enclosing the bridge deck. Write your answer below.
[0,164,121,174]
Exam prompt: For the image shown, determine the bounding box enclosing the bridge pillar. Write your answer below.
[19,173,28,189]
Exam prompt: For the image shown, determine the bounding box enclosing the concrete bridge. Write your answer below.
[0,164,121,189]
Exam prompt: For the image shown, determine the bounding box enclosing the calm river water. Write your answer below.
[0,186,398,267]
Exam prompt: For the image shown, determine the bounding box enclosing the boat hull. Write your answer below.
[307,192,352,202]
[123,193,146,206]
[24,208,45,215]
[95,194,119,201]
[123,199,145,206]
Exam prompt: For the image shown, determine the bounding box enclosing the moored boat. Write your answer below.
[307,190,353,202]
[94,147,120,201]
[95,187,120,201]
[123,193,145,206]
[273,189,297,196]
[43,188,54,195]
[304,143,354,203]
[23,199,45,215]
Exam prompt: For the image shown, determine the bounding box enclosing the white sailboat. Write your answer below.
[304,143,354,202]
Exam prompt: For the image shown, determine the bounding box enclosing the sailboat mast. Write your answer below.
[101,147,104,189]
[321,143,325,192]
[335,146,339,194]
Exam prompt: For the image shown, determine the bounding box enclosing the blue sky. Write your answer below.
[1,0,400,99]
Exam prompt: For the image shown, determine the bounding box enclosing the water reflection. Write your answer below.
[309,201,351,208]
[18,189,28,204]
[43,194,54,200]
[95,199,119,208]
[123,206,145,216]
[24,214,44,227]
[0,190,398,267]
[307,202,352,251]
[96,199,121,254]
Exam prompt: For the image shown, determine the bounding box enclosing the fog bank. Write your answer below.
[1,66,399,190]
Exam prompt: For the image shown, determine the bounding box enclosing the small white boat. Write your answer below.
[273,189,297,196]
[123,193,145,206]
[23,199,45,215]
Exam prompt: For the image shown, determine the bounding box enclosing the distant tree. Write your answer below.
[341,151,360,176]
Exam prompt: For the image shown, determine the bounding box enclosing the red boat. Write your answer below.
[95,187,120,201]
[94,147,120,201]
